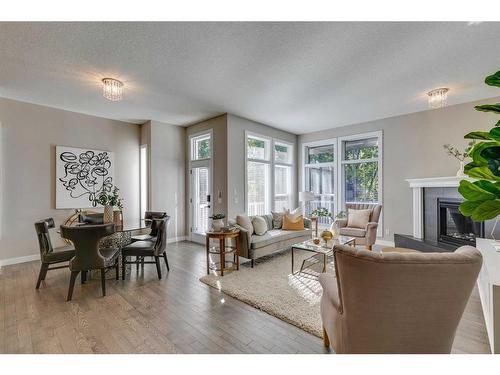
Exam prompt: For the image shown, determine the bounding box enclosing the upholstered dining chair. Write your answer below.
[131,211,169,242]
[335,203,382,250]
[78,212,104,224]
[34,218,75,289]
[319,244,482,354]
[122,217,169,280]
[60,223,120,301]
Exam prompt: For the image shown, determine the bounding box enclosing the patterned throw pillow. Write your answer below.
[271,211,285,229]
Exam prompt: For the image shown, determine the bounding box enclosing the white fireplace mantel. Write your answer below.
[406,176,473,239]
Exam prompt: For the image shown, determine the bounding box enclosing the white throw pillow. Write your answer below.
[236,214,254,234]
[252,216,268,236]
[347,209,371,229]
[287,207,303,220]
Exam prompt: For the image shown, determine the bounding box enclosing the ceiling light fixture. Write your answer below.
[102,78,124,101]
[427,88,449,109]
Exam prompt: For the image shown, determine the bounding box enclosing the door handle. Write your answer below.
[207,194,211,202]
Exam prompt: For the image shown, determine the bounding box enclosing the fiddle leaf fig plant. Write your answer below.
[458,70,500,222]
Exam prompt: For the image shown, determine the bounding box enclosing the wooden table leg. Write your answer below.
[220,238,225,276]
[235,236,240,270]
[206,235,210,275]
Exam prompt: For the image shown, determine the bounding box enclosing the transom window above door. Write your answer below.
[191,133,211,161]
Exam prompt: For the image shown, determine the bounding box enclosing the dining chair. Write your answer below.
[34,218,75,289]
[60,223,120,301]
[78,212,104,224]
[122,217,169,280]
[131,211,168,242]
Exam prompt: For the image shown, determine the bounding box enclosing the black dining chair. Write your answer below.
[60,223,120,301]
[78,212,104,224]
[131,211,168,242]
[122,218,170,280]
[34,218,75,289]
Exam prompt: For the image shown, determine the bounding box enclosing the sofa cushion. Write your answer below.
[271,211,285,229]
[236,214,254,234]
[347,208,371,229]
[251,229,312,249]
[252,216,268,235]
[282,214,305,230]
[339,227,366,237]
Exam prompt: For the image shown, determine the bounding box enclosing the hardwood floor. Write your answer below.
[0,241,491,354]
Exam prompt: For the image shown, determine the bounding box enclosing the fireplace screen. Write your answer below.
[437,198,484,247]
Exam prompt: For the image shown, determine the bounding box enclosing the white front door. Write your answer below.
[190,165,212,243]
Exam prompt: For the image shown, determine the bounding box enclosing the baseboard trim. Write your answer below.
[168,236,187,243]
[376,239,395,247]
[0,254,40,267]
[1,236,188,267]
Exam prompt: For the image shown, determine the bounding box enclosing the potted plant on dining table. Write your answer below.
[94,186,124,224]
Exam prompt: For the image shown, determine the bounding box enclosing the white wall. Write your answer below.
[298,96,500,242]
[147,120,186,240]
[0,98,141,263]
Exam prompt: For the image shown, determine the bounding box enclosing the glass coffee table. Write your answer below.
[291,236,356,276]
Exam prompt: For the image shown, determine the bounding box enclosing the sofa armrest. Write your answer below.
[335,218,348,228]
[365,221,378,246]
[319,273,342,314]
[231,224,251,258]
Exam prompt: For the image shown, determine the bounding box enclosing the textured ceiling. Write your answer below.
[1,22,499,134]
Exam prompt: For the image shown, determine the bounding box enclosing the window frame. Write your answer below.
[245,131,295,215]
[301,138,338,222]
[301,131,383,235]
[190,131,212,162]
[139,144,149,218]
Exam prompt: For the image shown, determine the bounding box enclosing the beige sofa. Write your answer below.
[229,214,313,267]
[320,244,482,353]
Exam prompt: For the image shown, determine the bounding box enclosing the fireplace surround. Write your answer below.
[437,198,484,248]
[397,176,497,252]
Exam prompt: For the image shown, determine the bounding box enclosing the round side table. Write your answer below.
[205,230,240,276]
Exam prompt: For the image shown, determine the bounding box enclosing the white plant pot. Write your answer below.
[212,219,224,232]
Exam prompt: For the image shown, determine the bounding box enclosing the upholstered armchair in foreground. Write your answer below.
[319,244,482,354]
[335,203,382,250]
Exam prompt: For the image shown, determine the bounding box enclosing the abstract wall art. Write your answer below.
[56,146,114,209]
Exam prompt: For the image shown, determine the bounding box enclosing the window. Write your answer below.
[140,145,148,218]
[274,142,293,212]
[303,142,336,226]
[246,133,294,215]
[301,131,382,230]
[191,133,211,160]
[341,135,381,205]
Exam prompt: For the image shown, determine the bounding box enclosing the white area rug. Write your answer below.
[199,249,336,337]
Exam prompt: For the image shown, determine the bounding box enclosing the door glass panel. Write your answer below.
[193,167,210,234]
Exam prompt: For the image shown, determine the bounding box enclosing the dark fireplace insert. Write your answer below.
[437,198,484,247]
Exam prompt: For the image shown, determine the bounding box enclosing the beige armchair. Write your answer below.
[319,244,482,354]
[336,203,382,250]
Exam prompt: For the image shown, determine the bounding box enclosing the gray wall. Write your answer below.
[148,120,186,240]
[298,96,500,242]
[226,114,298,219]
[185,115,228,233]
[0,97,141,262]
